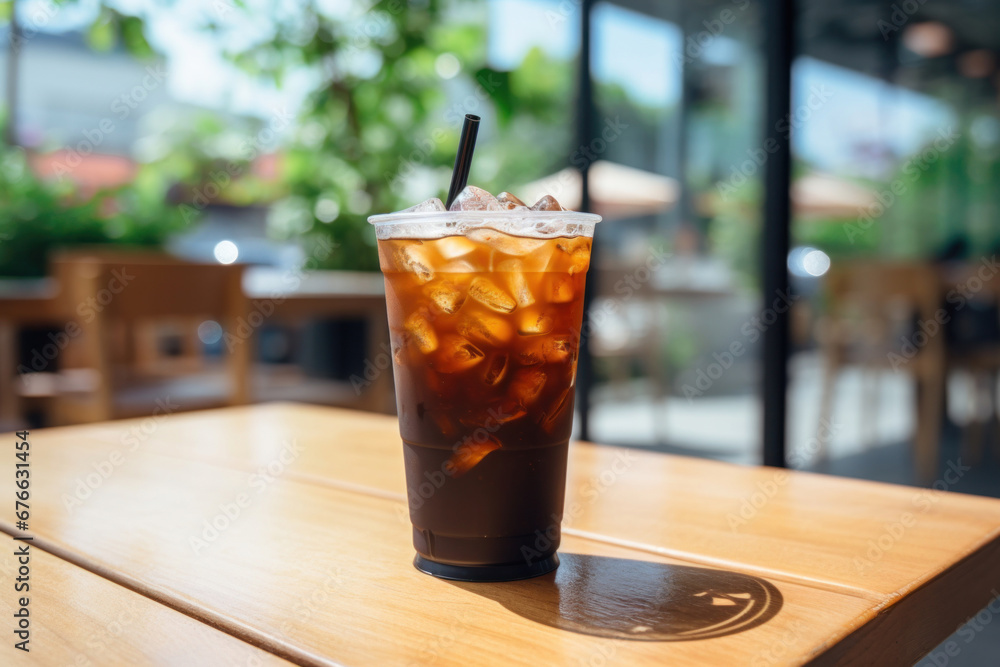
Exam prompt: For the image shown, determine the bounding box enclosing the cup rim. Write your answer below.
[367,210,603,225]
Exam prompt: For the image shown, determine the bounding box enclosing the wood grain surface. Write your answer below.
[60,403,1000,596]
[0,543,292,666]
[3,403,1000,666]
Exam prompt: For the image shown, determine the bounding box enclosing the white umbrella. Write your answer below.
[792,172,877,219]
[518,160,679,219]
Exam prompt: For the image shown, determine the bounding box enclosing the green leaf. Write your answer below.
[86,12,117,52]
[120,15,155,59]
[475,67,513,127]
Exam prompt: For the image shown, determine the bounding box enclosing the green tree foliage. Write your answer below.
[0,143,188,277]
[2,0,577,272]
[220,1,575,270]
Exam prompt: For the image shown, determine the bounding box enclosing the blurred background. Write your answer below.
[3,1,1000,661]
[3,1,1000,488]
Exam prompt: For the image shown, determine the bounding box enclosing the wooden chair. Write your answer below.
[589,265,674,442]
[941,263,1000,464]
[816,261,945,482]
[46,251,249,423]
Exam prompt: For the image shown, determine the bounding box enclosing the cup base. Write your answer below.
[413,553,559,582]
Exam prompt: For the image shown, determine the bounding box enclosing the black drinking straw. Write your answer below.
[445,114,481,209]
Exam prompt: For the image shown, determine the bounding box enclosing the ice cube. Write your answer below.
[458,399,526,428]
[424,280,466,315]
[510,273,535,307]
[516,345,544,366]
[498,259,535,308]
[449,186,501,211]
[437,236,477,260]
[404,311,438,354]
[517,336,573,365]
[518,311,554,336]
[510,368,547,406]
[446,435,501,478]
[496,192,528,210]
[425,368,446,393]
[394,244,435,283]
[483,353,509,386]
[530,195,563,211]
[549,275,574,303]
[491,399,527,424]
[540,389,572,432]
[468,277,517,313]
[467,228,546,256]
[441,258,478,274]
[457,313,514,346]
[401,197,446,213]
[557,238,591,275]
[567,254,590,276]
[557,238,589,255]
[543,337,574,363]
[434,335,485,373]
[432,412,457,438]
[392,345,405,366]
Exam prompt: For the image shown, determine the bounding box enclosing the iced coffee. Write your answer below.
[370,186,599,581]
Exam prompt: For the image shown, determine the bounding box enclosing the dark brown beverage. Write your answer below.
[373,213,596,581]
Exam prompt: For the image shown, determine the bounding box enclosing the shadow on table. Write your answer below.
[444,553,783,641]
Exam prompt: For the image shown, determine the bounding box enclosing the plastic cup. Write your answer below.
[369,208,600,581]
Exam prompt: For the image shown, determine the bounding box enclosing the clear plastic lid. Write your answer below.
[367,210,602,240]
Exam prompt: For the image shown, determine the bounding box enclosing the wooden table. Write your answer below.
[0,269,392,424]
[3,403,1000,665]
